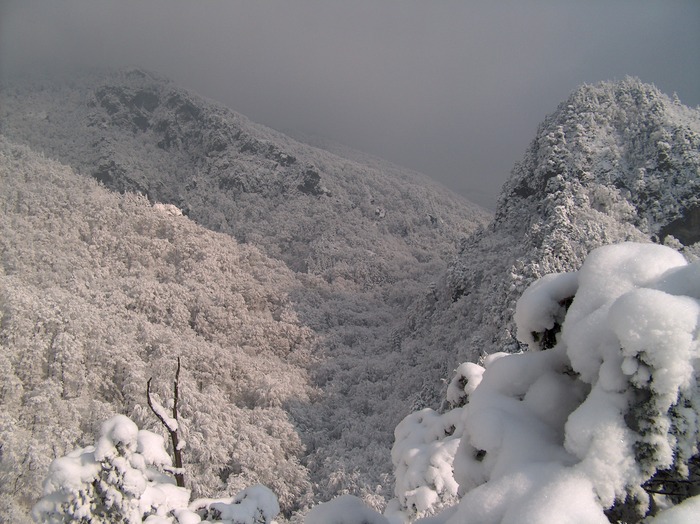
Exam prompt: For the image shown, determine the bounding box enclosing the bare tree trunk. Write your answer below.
[147,357,185,488]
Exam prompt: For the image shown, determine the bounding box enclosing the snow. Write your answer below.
[39,446,101,494]
[174,509,205,524]
[446,362,484,406]
[391,408,462,518]
[138,428,174,466]
[611,288,698,396]
[643,495,700,523]
[562,242,687,329]
[94,414,140,461]
[149,397,180,433]
[154,202,184,216]
[513,272,578,349]
[389,243,700,523]
[190,484,280,524]
[305,494,390,524]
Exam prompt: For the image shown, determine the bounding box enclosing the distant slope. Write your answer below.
[403,78,700,400]
[0,68,488,284]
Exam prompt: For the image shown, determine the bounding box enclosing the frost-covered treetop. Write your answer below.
[389,242,700,523]
[500,77,700,239]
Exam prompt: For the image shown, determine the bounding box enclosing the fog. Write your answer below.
[2,0,699,208]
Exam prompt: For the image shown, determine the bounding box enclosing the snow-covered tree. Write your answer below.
[388,243,700,523]
[32,414,281,524]
[32,415,189,523]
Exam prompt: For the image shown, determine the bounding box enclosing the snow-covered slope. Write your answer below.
[403,79,700,403]
[0,68,488,282]
[0,69,489,519]
[384,79,700,524]
[0,138,316,519]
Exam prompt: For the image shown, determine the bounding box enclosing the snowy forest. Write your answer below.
[0,71,699,523]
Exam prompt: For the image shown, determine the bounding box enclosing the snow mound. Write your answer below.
[305,494,390,524]
[190,484,280,524]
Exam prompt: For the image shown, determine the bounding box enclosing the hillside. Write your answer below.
[0,68,488,283]
[0,138,317,519]
[0,69,489,520]
[400,79,700,406]
[384,79,700,523]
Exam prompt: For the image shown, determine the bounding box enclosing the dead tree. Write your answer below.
[147,357,185,488]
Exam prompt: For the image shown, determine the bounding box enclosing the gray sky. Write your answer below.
[2,1,699,208]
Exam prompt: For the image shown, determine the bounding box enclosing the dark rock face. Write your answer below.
[660,206,700,245]
[95,85,161,133]
[297,168,327,196]
[131,89,160,112]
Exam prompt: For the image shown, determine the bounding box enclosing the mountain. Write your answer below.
[0,69,488,520]
[401,78,700,407]
[1,73,698,522]
[387,79,700,523]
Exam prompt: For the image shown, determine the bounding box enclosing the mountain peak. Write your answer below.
[498,78,700,243]
[404,79,699,374]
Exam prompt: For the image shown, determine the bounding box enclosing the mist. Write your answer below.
[2,0,698,208]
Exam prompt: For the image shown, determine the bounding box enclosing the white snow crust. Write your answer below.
[305,494,390,524]
[149,397,180,433]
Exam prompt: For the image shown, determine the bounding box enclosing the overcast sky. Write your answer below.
[2,1,699,208]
